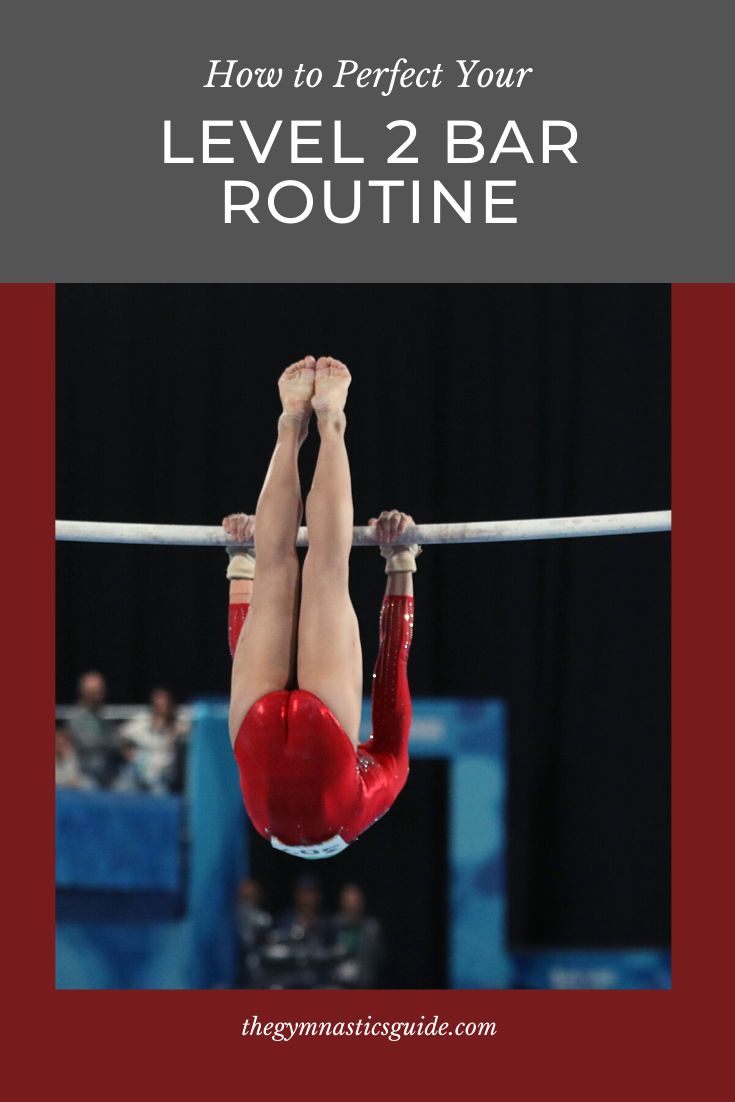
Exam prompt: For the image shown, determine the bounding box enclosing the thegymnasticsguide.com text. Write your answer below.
[162,58,578,225]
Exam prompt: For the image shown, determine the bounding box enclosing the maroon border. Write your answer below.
[5,282,723,1092]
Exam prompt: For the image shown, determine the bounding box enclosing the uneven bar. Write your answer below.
[56,511,671,547]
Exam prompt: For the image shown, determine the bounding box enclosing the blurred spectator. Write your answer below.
[237,878,272,948]
[66,671,121,787]
[257,875,337,988]
[55,722,93,789]
[116,687,188,794]
[235,878,272,987]
[112,739,145,794]
[237,878,385,989]
[331,884,383,987]
[276,874,328,941]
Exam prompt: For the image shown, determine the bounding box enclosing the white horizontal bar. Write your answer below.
[56,511,671,547]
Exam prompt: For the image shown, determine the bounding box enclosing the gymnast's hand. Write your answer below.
[222,513,255,547]
[222,513,256,581]
[369,511,422,573]
[369,510,414,546]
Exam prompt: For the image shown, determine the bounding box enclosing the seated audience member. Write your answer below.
[235,878,272,987]
[331,883,384,988]
[66,671,121,787]
[118,687,189,794]
[55,722,93,789]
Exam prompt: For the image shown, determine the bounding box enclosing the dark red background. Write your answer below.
[2,283,723,1094]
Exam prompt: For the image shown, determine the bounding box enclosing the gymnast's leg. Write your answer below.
[297,357,363,749]
[228,357,315,743]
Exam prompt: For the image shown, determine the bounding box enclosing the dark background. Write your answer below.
[56,284,670,964]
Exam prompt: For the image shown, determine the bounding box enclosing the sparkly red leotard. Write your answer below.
[228,595,414,857]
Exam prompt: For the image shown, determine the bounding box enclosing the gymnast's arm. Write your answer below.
[360,511,419,774]
[222,513,255,658]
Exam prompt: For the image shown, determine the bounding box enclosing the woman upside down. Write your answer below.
[222,356,420,859]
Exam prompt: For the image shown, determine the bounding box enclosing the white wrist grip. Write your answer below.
[226,551,256,581]
[381,544,422,574]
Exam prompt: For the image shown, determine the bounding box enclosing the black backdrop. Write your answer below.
[56,284,670,952]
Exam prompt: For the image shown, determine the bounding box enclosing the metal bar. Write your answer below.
[56,511,672,547]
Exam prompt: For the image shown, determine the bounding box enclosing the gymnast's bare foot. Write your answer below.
[278,357,315,437]
[312,356,351,421]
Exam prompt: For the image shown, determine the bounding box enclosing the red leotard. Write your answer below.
[228,601,250,660]
[228,594,414,854]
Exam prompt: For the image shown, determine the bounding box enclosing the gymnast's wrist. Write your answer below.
[381,544,422,574]
[226,548,256,580]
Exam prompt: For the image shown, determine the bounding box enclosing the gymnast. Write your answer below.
[222,356,420,860]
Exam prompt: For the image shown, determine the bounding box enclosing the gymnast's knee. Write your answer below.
[302,542,351,580]
[253,539,300,572]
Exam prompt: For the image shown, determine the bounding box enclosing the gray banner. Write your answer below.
[2,0,733,280]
